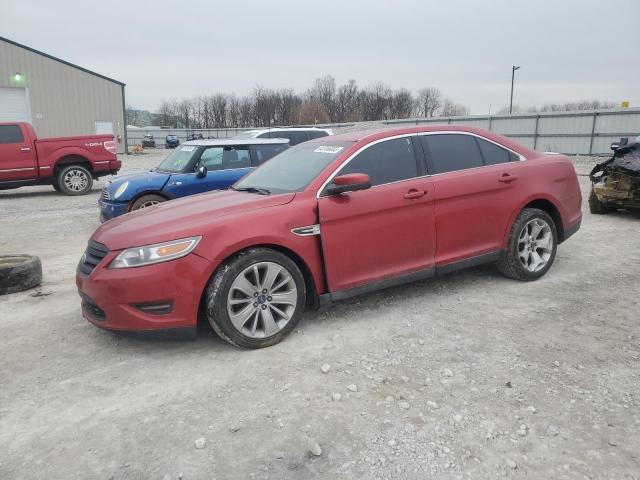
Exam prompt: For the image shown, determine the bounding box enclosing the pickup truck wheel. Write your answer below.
[130,194,166,211]
[52,179,61,192]
[0,255,42,295]
[497,208,558,281]
[205,248,306,349]
[58,165,93,195]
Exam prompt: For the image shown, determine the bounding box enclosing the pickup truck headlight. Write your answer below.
[110,236,201,268]
[113,181,129,200]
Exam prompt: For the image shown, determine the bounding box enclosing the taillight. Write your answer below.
[104,140,116,154]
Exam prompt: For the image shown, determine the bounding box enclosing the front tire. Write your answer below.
[497,208,558,281]
[130,194,166,211]
[205,248,306,349]
[57,165,93,195]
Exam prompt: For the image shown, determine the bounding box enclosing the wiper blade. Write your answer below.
[232,186,271,195]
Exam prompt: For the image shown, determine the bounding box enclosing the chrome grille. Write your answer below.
[100,187,110,200]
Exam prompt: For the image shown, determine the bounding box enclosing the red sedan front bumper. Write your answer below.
[76,251,211,333]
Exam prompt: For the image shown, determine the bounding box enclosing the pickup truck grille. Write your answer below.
[77,240,110,276]
[100,187,110,201]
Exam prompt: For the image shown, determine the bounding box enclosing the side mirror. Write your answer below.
[325,173,371,195]
[196,165,207,178]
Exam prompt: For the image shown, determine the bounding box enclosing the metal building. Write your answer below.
[0,36,127,153]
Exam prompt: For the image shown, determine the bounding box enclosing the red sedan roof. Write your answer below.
[327,125,537,158]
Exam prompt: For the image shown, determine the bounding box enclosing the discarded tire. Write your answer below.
[0,255,42,295]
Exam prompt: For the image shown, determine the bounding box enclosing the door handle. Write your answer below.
[20,147,31,152]
[498,173,518,183]
[403,189,426,199]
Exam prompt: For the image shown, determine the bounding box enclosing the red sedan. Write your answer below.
[76,126,582,348]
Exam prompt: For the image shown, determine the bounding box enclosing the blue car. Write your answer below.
[98,138,289,222]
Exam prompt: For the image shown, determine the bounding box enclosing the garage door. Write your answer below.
[0,87,30,122]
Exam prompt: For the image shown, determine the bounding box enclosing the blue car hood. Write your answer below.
[105,170,171,201]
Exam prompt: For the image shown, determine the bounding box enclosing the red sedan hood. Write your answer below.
[93,190,295,250]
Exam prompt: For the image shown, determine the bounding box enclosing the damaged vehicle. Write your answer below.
[589,136,640,214]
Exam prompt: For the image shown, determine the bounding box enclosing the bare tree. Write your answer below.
[389,89,414,119]
[152,75,484,128]
[359,83,392,120]
[335,79,359,122]
[177,99,192,128]
[227,94,241,128]
[439,98,469,117]
[238,97,254,127]
[307,75,337,121]
[415,87,442,117]
[211,94,228,128]
[274,88,300,125]
[295,101,330,124]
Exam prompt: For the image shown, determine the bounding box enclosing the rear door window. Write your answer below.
[0,125,24,144]
[421,134,484,174]
[336,136,418,187]
[199,146,251,170]
[222,146,251,169]
[476,137,516,165]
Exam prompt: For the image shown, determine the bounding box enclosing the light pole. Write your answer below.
[509,65,520,114]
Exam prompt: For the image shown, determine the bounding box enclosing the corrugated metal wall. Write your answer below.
[384,110,640,155]
[127,110,639,155]
[0,38,126,153]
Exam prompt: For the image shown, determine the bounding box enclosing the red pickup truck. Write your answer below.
[0,122,121,195]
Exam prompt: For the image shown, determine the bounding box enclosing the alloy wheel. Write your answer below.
[226,261,297,338]
[63,169,89,192]
[517,218,553,272]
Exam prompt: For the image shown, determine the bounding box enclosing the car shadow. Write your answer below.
[88,264,507,351]
[0,187,101,200]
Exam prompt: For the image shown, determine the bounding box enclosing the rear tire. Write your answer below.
[205,248,306,349]
[589,188,614,214]
[57,165,93,196]
[52,179,61,192]
[497,208,558,281]
[130,194,166,211]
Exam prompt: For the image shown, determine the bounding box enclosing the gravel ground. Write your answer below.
[1,149,639,479]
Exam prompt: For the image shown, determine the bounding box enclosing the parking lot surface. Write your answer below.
[1,151,639,479]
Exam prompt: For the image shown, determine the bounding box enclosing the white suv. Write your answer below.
[233,127,333,145]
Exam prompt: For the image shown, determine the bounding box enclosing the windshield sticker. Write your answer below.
[314,146,344,154]
[180,146,196,152]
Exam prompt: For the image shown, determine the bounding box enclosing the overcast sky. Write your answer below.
[3,0,639,114]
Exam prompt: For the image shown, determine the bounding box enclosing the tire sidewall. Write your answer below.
[507,208,558,280]
[0,255,42,295]
[206,249,306,349]
[130,194,166,211]
[58,165,93,196]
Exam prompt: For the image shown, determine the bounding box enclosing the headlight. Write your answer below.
[113,181,129,199]
[110,236,201,268]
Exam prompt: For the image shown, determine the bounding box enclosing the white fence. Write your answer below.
[126,108,640,155]
[382,109,640,155]
[126,127,252,147]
